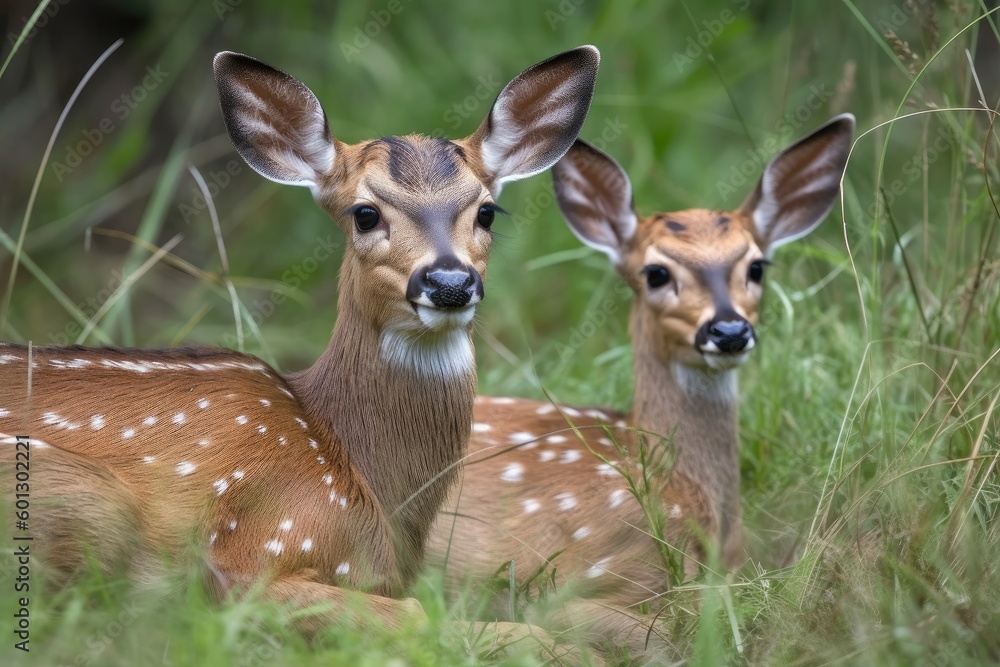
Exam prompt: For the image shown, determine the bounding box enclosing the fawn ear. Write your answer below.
[214,52,336,189]
[739,113,855,255]
[552,140,636,266]
[467,46,600,194]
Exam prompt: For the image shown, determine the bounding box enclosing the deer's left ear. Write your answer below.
[466,46,600,194]
[739,113,854,255]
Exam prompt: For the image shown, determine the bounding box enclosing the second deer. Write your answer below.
[428,115,855,655]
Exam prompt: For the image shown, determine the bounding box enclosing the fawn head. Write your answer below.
[213,48,599,358]
[552,114,854,371]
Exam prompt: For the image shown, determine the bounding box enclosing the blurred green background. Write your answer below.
[2,0,999,664]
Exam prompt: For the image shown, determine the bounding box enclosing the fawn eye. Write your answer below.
[477,204,502,230]
[643,265,671,289]
[353,206,380,232]
[748,260,766,284]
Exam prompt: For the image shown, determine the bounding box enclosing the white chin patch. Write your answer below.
[380,328,474,379]
[415,304,476,331]
[701,350,751,371]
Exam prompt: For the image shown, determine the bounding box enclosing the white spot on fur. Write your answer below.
[260,399,271,407]
[0,354,22,364]
[597,437,615,447]
[500,463,524,482]
[535,403,556,415]
[545,435,567,444]
[198,439,210,447]
[176,461,196,476]
[554,492,577,511]
[90,414,105,430]
[232,470,245,480]
[214,478,229,495]
[172,412,186,425]
[596,463,619,477]
[522,499,541,514]
[279,519,293,532]
[296,417,308,430]
[236,415,248,425]
[122,428,136,439]
[308,438,318,449]
[323,474,333,485]
[539,450,557,462]
[669,504,683,518]
[143,416,157,426]
[278,435,287,445]
[265,540,284,555]
[573,526,591,540]
[317,456,326,464]
[560,450,582,463]
[585,409,611,421]
[508,432,536,445]
[301,538,313,553]
[472,423,491,433]
[197,398,210,409]
[336,562,350,576]
[209,532,217,545]
[49,358,91,369]
[257,425,267,434]
[490,397,516,404]
[229,520,238,531]
[41,412,80,430]
[561,406,582,418]
[609,489,627,508]
[142,456,155,464]
[587,557,613,578]
[277,386,294,399]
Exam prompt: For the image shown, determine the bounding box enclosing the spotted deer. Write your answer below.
[0,47,600,646]
[428,115,855,654]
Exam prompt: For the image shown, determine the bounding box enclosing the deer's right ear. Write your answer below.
[213,52,336,189]
[552,140,637,266]
[467,46,600,194]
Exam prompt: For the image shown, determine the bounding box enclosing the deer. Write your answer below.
[0,46,601,651]
[427,114,855,657]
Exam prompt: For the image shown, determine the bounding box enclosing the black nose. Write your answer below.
[699,318,753,354]
[407,260,483,309]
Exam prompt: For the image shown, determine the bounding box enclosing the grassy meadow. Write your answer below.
[1,0,999,664]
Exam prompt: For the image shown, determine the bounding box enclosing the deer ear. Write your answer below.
[213,52,336,189]
[467,46,600,194]
[552,140,636,265]
[739,113,855,255]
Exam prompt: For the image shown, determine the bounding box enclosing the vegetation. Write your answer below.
[1,0,998,664]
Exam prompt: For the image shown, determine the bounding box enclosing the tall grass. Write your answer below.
[1,0,998,664]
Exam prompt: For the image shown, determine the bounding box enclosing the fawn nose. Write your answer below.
[698,317,754,354]
[408,259,483,309]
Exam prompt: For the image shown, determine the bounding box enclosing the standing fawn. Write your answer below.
[0,47,600,643]
[428,115,855,654]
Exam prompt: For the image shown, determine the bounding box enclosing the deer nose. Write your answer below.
[705,318,753,354]
[407,261,483,309]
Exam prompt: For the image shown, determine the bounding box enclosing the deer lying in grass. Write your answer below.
[0,47,600,650]
[428,115,855,655]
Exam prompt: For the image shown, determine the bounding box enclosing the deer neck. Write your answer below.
[287,295,475,581]
[628,309,742,544]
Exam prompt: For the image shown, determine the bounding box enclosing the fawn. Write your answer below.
[427,114,855,653]
[0,47,600,642]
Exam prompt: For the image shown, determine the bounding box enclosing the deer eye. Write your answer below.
[643,265,671,289]
[353,206,380,232]
[748,260,766,284]
[477,203,504,230]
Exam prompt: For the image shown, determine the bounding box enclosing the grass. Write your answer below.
[1,0,999,664]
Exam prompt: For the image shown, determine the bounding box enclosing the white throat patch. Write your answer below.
[670,363,738,404]
[380,328,474,379]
